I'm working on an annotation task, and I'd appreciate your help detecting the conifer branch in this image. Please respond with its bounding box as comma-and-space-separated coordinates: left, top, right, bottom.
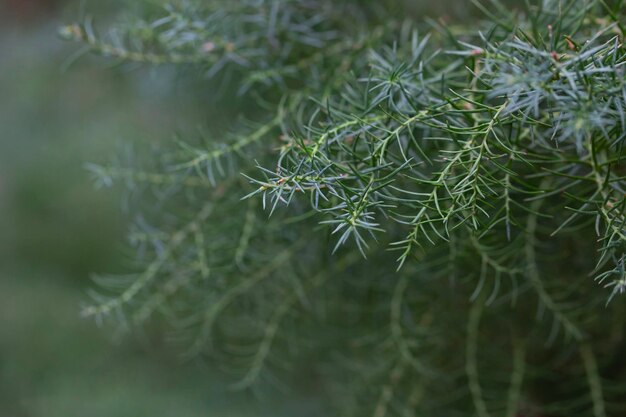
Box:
580, 342, 607, 417
69, 1, 626, 414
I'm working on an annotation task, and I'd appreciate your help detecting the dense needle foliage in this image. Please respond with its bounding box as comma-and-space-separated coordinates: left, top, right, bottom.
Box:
62, 1, 626, 415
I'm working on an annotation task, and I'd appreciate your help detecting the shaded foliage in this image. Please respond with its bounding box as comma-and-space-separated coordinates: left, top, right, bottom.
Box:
65, 1, 626, 415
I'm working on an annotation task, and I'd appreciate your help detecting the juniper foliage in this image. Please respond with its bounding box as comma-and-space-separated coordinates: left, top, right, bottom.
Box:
63, 0, 626, 415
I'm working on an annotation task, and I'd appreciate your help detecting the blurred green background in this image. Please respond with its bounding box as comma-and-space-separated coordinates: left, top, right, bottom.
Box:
0, 1, 481, 415
0, 1, 270, 415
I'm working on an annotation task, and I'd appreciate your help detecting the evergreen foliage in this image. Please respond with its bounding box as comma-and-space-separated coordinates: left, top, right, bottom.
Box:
62, 1, 626, 415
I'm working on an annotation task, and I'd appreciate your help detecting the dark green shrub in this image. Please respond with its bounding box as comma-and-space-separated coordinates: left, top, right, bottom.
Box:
63, 1, 626, 415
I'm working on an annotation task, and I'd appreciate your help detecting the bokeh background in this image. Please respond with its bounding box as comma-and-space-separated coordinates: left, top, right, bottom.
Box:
0, 0, 484, 415
0, 1, 264, 416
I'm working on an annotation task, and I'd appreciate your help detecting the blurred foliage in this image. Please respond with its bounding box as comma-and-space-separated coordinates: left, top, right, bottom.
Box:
0, 1, 291, 416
